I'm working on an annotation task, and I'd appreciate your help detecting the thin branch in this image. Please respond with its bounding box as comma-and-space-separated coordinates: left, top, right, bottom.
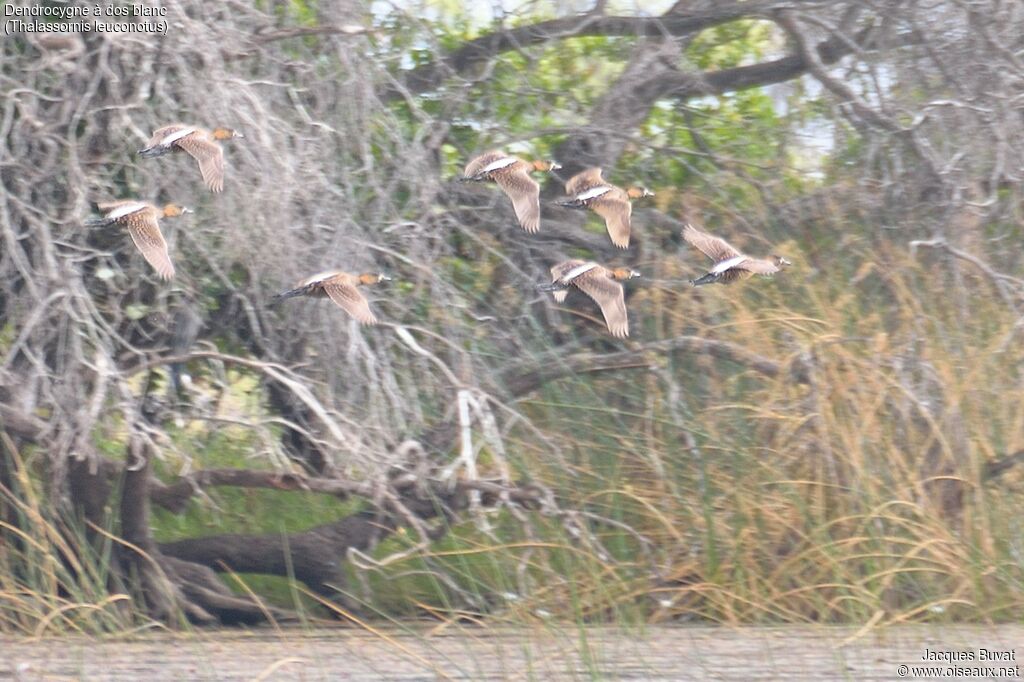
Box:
498, 334, 808, 398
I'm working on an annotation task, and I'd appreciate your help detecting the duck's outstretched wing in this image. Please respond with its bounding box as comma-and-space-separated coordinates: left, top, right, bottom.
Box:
683, 224, 742, 263
122, 209, 175, 280
565, 167, 604, 196
463, 151, 510, 179
573, 270, 629, 338
548, 259, 590, 302
176, 133, 226, 192
494, 167, 541, 232
323, 281, 378, 325
737, 258, 783, 275
590, 189, 633, 249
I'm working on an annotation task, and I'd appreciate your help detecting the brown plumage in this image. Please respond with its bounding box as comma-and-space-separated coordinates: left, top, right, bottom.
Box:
559, 167, 653, 249
85, 201, 190, 280
546, 260, 639, 338
682, 224, 791, 286
139, 124, 244, 193
461, 150, 561, 232
272, 270, 391, 325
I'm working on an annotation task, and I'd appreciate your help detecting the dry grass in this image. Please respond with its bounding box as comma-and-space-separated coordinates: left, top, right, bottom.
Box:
0, 445, 138, 635
7, 232, 1018, 634
349, 233, 1024, 627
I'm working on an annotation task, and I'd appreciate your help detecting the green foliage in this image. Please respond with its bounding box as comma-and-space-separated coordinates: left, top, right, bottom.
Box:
151, 429, 357, 542
687, 20, 776, 69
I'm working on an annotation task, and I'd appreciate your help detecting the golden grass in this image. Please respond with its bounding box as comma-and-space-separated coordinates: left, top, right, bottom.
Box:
2, 237, 1021, 633
377, 238, 1024, 626
0, 443, 140, 636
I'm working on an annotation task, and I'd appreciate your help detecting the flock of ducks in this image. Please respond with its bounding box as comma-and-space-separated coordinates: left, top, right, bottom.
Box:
86, 134, 791, 337
460, 150, 791, 337
87, 124, 391, 320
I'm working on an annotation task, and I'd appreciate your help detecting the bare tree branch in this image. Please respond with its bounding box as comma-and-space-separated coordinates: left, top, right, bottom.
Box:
498, 334, 808, 398
397, 1, 793, 96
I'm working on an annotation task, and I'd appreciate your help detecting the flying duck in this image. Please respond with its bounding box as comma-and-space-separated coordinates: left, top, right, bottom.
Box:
461, 151, 561, 232
84, 201, 190, 280
683, 224, 791, 286
138, 125, 244, 193
542, 260, 639, 338
557, 167, 653, 249
271, 271, 391, 325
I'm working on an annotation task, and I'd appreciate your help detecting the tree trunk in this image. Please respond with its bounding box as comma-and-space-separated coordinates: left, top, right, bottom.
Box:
160, 511, 393, 597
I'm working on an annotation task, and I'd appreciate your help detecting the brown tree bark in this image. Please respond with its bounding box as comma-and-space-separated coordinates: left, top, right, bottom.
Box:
160, 511, 394, 598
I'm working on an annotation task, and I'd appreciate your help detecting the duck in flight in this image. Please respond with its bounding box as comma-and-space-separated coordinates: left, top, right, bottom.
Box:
271, 270, 391, 325
557, 167, 653, 249
683, 224, 791, 286
541, 259, 640, 338
461, 151, 561, 233
84, 200, 190, 280
139, 124, 244, 193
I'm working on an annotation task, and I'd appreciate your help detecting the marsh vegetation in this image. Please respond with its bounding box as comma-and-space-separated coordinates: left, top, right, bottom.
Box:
2, 0, 1023, 636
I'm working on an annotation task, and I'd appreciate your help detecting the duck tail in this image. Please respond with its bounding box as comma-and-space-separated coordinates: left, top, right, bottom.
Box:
536, 282, 569, 293
690, 272, 717, 287
84, 216, 113, 228
459, 174, 485, 183
137, 146, 170, 158
270, 288, 304, 306
555, 199, 587, 210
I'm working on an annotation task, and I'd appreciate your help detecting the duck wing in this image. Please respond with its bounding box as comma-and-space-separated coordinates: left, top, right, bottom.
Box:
549, 259, 590, 303
176, 133, 226, 192
463, 151, 510, 178
121, 207, 175, 280
565, 167, 605, 196
683, 224, 743, 263
97, 200, 149, 219
736, 257, 782, 275
573, 268, 629, 338
323, 281, 378, 325
146, 124, 195, 148
589, 188, 633, 249
716, 269, 752, 285
493, 167, 541, 232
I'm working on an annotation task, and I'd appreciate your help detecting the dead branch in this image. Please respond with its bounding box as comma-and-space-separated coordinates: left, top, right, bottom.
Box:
498, 334, 808, 398
397, 1, 790, 96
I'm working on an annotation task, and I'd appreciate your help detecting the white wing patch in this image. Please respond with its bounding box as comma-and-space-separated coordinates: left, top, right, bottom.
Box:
573, 185, 613, 201
104, 202, 148, 220
161, 127, 198, 146
711, 255, 748, 274
301, 270, 341, 286
560, 261, 600, 283
480, 156, 518, 173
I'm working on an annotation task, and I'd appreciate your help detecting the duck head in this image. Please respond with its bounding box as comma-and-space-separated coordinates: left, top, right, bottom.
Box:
533, 160, 562, 173
772, 255, 793, 268
359, 272, 392, 285
212, 127, 244, 141
161, 204, 192, 218
610, 268, 641, 281
627, 187, 655, 199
